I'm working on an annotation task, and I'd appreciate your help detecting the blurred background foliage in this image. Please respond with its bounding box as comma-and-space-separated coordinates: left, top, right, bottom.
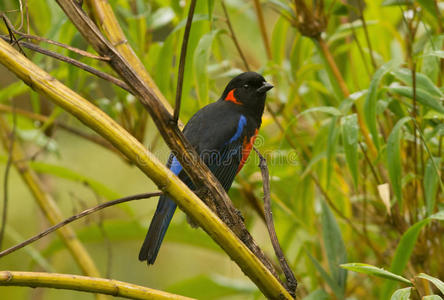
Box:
0, 0, 443, 299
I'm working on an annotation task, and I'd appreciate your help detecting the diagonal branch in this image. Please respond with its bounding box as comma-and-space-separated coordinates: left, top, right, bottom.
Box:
0, 37, 292, 299
0, 271, 194, 300
0, 115, 101, 278
0, 192, 161, 258
54, 0, 284, 289
173, 0, 196, 124
254, 148, 297, 296
0, 36, 130, 92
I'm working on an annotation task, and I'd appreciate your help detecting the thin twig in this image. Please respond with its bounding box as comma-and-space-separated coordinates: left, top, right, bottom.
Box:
0, 105, 16, 250
0, 36, 131, 93
252, 0, 272, 59
357, 0, 377, 69
173, 0, 197, 124
14, 31, 109, 60
221, 1, 250, 71
253, 148, 297, 297
0, 192, 161, 258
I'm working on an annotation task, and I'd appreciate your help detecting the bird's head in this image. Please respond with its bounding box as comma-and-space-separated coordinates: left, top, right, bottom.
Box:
220, 72, 273, 117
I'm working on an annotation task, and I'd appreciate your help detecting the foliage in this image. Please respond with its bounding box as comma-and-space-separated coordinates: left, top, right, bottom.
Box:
0, 0, 443, 299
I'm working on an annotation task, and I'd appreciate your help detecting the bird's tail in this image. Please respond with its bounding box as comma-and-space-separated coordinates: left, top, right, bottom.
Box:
138, 195, 177, 264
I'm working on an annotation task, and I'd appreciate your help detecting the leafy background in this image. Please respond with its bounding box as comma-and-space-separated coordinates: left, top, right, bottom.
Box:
0, 0, 443, 299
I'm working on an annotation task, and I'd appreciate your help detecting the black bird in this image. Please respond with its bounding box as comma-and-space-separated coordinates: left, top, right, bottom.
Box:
138, 72, 273, 264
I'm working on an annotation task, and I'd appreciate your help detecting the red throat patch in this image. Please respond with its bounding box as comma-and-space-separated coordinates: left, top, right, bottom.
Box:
225, 89, 242, 105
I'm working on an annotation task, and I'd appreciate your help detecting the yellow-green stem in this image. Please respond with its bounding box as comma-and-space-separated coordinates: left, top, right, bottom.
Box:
0, 271, 194, 300
0, 38, 292, 300
0, 117, 102, 280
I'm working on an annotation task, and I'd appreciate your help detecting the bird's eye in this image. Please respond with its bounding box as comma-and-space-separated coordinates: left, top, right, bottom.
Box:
243, 84, 249, 89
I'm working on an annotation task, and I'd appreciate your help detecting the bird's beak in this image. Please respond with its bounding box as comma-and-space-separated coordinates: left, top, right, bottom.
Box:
257, 82, 274, 93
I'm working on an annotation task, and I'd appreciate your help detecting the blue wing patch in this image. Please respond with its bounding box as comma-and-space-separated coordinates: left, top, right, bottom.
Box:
170, 156, 182, 175
228, 115, 247, 143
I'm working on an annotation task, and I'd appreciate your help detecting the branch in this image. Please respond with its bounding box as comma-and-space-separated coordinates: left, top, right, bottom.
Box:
0, 36, 131, 93
0, 115, 101, 278
0, 105, 15, 249
0, 37, 292, 299
173, 0, 196, 124
0, 271, 194, 300
55, 0, 285, 293
254, 148, 297, 296
84, 0, 176, 120
221, 1, 250, 71
0, 192, 161, 258
252, 0, 272, 60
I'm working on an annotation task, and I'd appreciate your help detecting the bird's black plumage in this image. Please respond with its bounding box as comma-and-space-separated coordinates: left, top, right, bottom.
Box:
138, 72, 273, 264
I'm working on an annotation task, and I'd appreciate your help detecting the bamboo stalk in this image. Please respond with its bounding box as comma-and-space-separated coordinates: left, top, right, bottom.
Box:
0, 271, 194, 300
55, 0, 283, 290
0, 38, 292, 299
0, 117, 102, 279
84, 0, 176, 121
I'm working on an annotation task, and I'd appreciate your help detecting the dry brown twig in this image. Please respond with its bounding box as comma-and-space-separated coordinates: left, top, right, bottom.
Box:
253, 147, 298, 296
54, 0, 282, 284
0, 192, 161, 258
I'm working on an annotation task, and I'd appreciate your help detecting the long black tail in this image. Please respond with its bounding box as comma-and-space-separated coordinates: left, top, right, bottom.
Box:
138, 195, 177, 264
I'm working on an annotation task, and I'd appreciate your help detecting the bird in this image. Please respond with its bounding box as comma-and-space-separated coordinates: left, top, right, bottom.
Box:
138, 71, 273, 265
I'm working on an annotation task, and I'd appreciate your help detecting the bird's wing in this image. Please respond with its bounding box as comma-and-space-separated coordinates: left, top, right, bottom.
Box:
180, 102, 248, 190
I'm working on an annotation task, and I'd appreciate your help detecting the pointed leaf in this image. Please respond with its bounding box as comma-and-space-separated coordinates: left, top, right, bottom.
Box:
341, 114, 359, 188
391, 287, 412, 300
364, 60, 400, 150
193, 30, 222, 104
417, 273, 444, 294
392, 68, 443, 97
298, 106, 343, 117
321, 201, 348, 294
424, 157, 441, 216
340, 263, 411, 284
386, 117, 411, 206
389, 86, 444, 114
422, 296, 443, 300
306, 251, 344, 299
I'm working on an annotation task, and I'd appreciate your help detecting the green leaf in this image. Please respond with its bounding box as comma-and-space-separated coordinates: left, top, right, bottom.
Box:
424, 157, 441, 216
424, 50, 444, 59
166, 274, 256, 299
382, 212, 444, 298
382, 219, 430, 298
321, 201, 347, 295
389, 86, 444, 114
193, 29, 222, 104
386, 117, 411, 207
303, 288, 329, 300
417, 273, 444, 294
271, 16, 290, 64
364, 60, 401, 150
306, 251, 344, 299
0, 81, 28, 103
416, 0, 438, 18
298, 106, 343, 117
29, 160, 121, 200
422, 296, 443, 300
326, 116, 339, 187
390, 287, 412, 300
382, 0, 412, 6
392, 68, 443, 97
341, 114, 359, 188
340, 263, 411, 284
